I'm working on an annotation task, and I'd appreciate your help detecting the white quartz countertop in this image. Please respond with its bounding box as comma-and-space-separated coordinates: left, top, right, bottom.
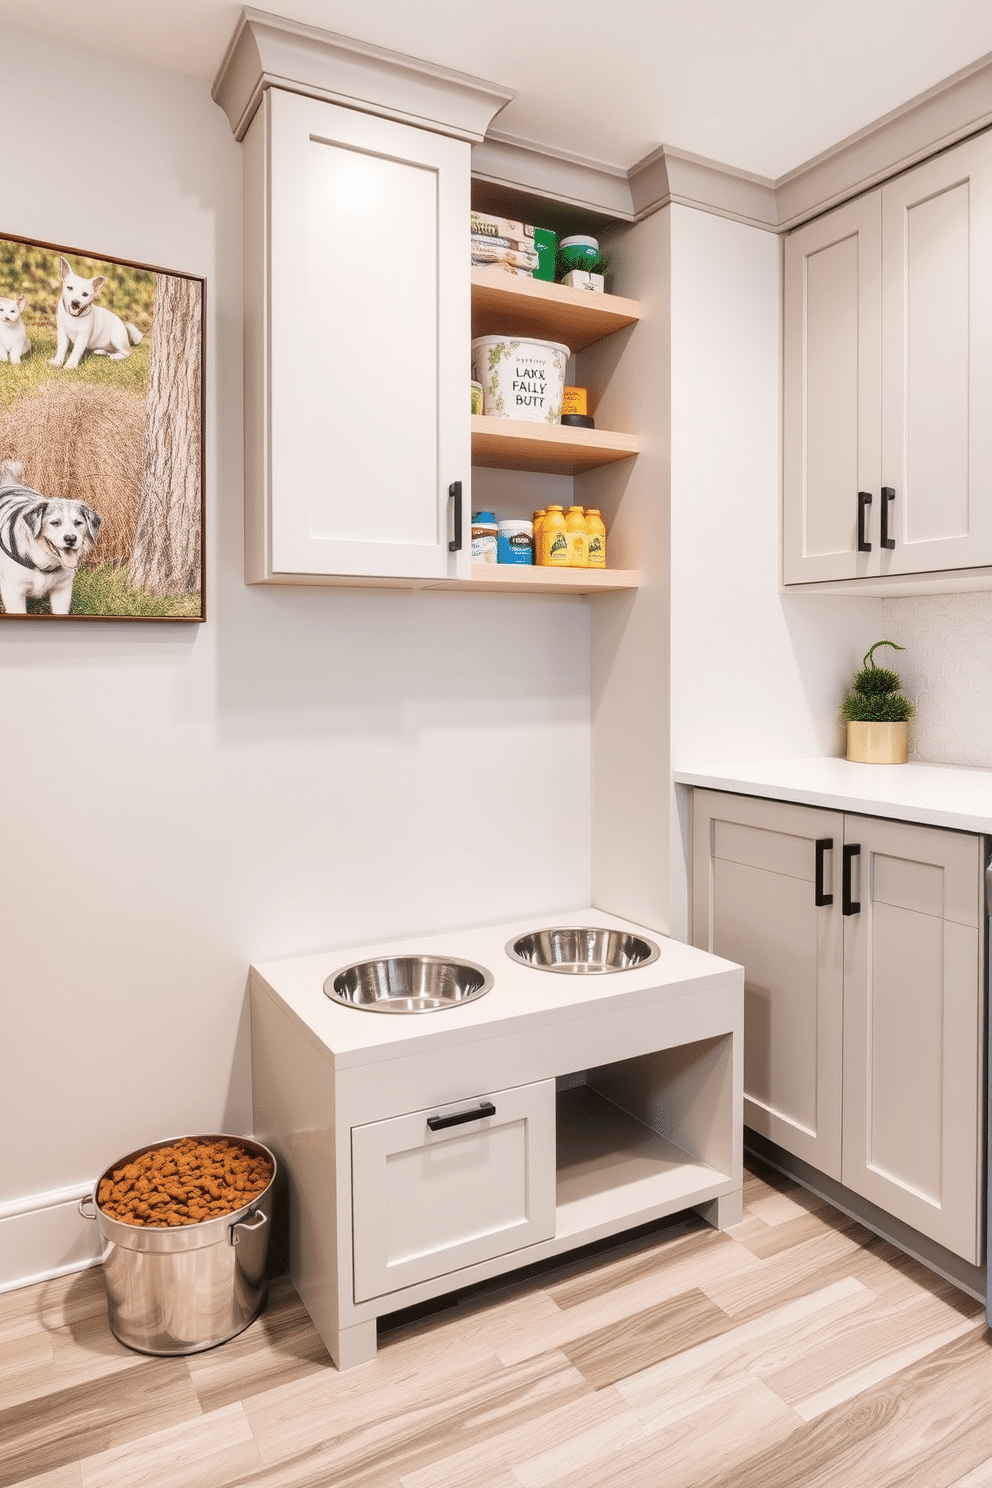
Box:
674, 757, 992, 834
250, 908, 742, 1070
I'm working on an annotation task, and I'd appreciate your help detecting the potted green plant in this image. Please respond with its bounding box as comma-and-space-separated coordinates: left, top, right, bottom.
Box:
556, 248, 611, 293
841, 640, 915, 763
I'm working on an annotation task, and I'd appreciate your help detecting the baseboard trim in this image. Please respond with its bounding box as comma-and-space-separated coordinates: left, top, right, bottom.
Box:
746, 1130, 987, 1304
0, 1181, 102, 1294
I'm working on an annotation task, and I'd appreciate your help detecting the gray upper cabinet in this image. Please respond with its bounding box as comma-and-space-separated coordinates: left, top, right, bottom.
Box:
783, 130, 992, 587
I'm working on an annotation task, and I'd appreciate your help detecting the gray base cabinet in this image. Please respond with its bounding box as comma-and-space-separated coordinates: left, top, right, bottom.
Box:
691, 789, 984, 1264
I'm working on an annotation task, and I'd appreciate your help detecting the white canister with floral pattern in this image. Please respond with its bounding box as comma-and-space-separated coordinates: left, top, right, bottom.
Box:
470, 337, 571, 424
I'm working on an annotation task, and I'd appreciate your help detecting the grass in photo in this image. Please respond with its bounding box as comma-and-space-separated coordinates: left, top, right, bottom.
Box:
0, 237, 203, 621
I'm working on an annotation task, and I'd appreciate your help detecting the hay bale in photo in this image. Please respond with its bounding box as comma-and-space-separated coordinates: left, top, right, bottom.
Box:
0, 383, 145, 567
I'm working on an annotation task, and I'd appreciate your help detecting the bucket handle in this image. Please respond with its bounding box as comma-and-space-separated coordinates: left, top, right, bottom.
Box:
230, 1208, 266, 1247
78, 1194, 98, 1221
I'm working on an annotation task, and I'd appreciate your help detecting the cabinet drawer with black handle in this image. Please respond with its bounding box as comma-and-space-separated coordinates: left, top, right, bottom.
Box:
351, 1079, 556, 1302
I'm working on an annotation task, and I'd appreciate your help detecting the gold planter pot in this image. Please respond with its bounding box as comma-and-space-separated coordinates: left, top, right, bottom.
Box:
846, 720, 909, 764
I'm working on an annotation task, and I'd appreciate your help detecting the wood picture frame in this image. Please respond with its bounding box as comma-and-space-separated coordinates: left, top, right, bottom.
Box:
0, 233, 205, 621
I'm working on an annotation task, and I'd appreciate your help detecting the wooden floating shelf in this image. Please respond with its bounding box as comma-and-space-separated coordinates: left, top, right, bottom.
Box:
471, 416, 640, 475
455, 565, 639, 594
263, 568, 638, 594
470, 268, 640, 351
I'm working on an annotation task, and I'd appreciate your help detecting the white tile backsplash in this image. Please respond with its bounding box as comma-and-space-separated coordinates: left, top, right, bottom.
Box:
882, 593, 992, 766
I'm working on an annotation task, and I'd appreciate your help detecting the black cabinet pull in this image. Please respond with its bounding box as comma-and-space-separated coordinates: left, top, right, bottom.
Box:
880, 486, 895, 549
815, 838, 833, 906
427, 1100, 496, 1131
857, 491, 872, 551
448, 480, 462, 552
842, 843, 861, 915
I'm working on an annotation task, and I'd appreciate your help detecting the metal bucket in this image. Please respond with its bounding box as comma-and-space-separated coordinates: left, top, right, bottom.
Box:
79, 1133, 276, 1356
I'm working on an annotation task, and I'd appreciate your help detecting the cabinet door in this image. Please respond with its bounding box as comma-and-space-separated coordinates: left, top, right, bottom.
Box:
692, 791, 844, 1178
245, 88, 470, 582
879, 134, 992, 576
841, 816, 983, 1262
351, 1080, 556, 1303
783, 194, 882, 584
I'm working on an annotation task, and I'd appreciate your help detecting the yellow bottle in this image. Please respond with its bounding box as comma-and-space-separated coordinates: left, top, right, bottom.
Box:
565, 506, 588, 567
585, 509, 606, 568
532, 509, 546, 566
542, 505, 568, 567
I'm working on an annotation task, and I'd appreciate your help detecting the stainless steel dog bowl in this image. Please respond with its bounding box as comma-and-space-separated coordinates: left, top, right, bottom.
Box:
324, 955, 494, 1013
505, 926, 661, 975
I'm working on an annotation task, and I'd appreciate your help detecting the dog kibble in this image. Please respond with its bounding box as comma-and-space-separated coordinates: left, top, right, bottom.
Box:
96, 1137, 272, 1228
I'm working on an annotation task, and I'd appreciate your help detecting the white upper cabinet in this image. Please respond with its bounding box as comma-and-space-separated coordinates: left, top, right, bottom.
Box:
784, 130, 992, 586
243, 88, 471, 582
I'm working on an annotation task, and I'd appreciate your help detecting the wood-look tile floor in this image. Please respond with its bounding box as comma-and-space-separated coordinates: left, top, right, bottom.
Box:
3, 1159, 992, 1488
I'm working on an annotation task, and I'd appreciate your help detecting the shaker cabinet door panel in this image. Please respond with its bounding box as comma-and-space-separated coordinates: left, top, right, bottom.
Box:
879, 135, 992, 576
691, 789, 984, 1265
245, 88, 470, 582
783, 129, 992, 587
693, 792, 844, 1178
783, 195, 882, 584
841, 816, 983, 1262
351, 1079, 556, 1303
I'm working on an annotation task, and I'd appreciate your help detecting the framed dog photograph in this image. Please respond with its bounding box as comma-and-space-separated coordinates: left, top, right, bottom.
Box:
0, 233, 204, 620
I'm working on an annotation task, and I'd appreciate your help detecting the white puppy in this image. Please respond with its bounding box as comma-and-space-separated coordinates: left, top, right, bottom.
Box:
0, 295, 30, 364
49, 257, 142, 369
0, 461, 101, 614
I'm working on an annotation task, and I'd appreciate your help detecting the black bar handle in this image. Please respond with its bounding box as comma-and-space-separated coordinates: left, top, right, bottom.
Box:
815, 838, 834, 906
880, 486, 895, 549
448, 480, 463, 552
842, 843, 861, 915
857, 491, 872, 551
427, 1100, 496, 1132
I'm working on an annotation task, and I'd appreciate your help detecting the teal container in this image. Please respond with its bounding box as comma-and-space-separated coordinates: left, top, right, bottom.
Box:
497, 520, 533, 565
559, 235, 599, 269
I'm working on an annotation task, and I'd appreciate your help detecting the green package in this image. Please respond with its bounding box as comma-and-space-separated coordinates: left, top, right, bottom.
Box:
533, 228, 557, 282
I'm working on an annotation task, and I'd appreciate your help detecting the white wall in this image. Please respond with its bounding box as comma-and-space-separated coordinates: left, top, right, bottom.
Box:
589, 206, 672, 935
666, 205, 881, 938
0, 29, 592, 1286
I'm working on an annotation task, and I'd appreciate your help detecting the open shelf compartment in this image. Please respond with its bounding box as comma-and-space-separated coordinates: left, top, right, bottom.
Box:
554, 1036, 736, 1241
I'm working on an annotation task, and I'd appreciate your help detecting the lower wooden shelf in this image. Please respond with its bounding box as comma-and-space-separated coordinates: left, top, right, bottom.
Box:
439, 565, 639, 594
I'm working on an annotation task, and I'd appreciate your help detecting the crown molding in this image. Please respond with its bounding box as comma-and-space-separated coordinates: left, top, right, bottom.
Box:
475, 48, 992, 235
213, 15, 992, 235
471, 133, 779, 231
212, 7, 514, 142
629, 145, 778, 231
471, 131, 636, 220
775, 48, 992, 229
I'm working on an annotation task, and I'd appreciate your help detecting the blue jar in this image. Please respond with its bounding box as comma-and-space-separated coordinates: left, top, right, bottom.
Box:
497, 520, 534, 564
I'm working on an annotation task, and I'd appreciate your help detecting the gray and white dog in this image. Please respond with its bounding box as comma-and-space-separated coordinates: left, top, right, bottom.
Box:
0, 461, 101, 614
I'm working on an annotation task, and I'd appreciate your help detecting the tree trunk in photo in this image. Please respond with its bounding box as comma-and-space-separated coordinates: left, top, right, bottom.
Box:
128, 274, 202, 596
